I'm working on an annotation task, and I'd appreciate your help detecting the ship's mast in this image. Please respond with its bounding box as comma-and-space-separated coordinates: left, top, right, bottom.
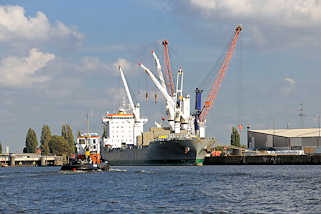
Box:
87, 113, 90, 136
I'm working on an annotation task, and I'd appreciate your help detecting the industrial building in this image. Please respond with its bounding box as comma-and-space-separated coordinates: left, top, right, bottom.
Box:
248, 128, 321, 152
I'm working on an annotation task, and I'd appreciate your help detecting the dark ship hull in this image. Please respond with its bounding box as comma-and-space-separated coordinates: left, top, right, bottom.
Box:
102, 137, 215, 166
61, 160, 110, 171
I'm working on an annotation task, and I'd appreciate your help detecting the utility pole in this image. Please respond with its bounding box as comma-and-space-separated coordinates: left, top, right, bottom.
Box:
318, 114, 320, 147
298, 104, 304, 128
272, 120, 275, 148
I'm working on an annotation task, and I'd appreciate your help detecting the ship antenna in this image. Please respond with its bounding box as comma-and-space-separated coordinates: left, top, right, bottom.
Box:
87, 113, 90, 137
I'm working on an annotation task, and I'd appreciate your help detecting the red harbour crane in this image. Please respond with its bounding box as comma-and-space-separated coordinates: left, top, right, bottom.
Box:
162, 40, 175, 97
198, 25, 242, 123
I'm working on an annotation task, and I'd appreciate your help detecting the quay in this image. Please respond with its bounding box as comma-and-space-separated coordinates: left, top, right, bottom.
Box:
204, 154, 321, 165
0, 153, 63, 167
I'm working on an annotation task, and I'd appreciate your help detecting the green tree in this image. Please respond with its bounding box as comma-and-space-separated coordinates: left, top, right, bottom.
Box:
48, 135, 73, 156
40, 125, 51, 155
0, 143, 2, 154
77, 130, 81, 138
230, 127, 240, 147
62, 124, 75, 153
24, 128, 38, 153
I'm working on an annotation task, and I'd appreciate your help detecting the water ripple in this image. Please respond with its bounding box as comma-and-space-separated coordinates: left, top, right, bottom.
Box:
0, 165, 320, 213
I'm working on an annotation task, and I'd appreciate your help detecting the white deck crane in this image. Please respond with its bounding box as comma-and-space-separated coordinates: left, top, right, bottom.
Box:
119, 66, 136, 116
138, 63, 176, 132
152, 50, 182, 133
152, 50, 167, 90
140, 50, 192, 134
118, 65, 147, 141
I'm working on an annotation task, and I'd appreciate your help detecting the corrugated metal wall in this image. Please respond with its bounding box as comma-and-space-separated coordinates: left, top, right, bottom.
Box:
273, 136, 289, 148
249, 130, 321, 150
248, 131, 268, 148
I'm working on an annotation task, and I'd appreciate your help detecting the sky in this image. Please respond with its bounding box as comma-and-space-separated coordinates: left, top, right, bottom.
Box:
1, 0, 321, 152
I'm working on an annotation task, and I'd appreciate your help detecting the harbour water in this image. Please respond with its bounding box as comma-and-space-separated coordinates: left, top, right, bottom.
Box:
0, 165, 320, 213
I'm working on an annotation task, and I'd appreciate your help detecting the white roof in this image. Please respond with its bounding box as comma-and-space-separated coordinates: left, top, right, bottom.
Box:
250, 128, 321, 138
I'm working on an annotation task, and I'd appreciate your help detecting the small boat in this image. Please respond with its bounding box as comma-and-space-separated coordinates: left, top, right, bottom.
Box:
61, 159, 110, 172
61, 132, 110, 172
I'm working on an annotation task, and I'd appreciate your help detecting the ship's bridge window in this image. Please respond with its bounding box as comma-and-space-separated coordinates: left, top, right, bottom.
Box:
79, 139, 85, 144
93, 139, 96, 144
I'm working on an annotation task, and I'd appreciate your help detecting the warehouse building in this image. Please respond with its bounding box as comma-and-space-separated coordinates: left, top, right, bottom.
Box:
248, 128, 321, 152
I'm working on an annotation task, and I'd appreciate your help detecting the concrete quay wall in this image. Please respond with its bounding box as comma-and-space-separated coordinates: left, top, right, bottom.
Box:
0, 153, 63, 167
204, 154, 321, 165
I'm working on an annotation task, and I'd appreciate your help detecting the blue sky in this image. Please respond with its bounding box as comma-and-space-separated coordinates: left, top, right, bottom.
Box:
1, 0, 321, 152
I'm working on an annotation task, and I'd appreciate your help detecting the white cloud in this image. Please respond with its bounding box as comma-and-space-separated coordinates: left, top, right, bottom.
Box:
113, 58, 132, 72
0, 5, 83, 43
166, 0, 321, 48
75, 57, 138, 76
285, 77, 296, 86
80, 57, 109, 72
0, 48, 55, 87
189, 0, 321, 28
281, 77, 296, 95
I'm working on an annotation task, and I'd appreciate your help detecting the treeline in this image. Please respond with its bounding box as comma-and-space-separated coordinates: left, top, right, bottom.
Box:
23, 124, 76, 156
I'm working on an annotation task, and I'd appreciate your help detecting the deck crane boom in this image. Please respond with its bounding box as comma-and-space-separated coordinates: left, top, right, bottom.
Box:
197, 25, 242, 136
138, 63, 175, 108
116, 65, 148, 145
162, 40, 175, 97
152, 50, 167, 90
119, 66, 135, 112
139, 63, 176, 130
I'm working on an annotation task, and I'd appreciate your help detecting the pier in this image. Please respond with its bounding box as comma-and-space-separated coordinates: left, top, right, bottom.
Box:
204, 154, 321, 165
0, 153, 63, 167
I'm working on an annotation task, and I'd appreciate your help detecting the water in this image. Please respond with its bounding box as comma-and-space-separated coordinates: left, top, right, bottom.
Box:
0, 165, 320, 213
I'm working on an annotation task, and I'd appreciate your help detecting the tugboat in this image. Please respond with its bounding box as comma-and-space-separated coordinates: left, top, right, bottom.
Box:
61, 132, 109, 172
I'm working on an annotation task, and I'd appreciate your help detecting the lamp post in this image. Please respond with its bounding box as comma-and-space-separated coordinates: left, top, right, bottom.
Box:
318, 114, 320, 147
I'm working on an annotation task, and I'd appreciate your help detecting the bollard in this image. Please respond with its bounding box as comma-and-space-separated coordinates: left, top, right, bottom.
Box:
40, 156, 47, 166
9, 154, 15, 167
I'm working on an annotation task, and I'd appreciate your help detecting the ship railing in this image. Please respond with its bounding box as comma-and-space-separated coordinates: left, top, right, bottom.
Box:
156, 133, 193, 141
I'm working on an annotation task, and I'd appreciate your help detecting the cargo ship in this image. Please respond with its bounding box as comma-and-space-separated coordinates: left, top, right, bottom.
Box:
102, 133, 215, 166
101, 105, 215, 166
102, 27, 241, 166
101, 55, 215, 166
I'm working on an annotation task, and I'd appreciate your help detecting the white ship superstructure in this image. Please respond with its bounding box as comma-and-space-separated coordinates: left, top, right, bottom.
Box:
102, 66, 147, 149
76, 132, 101, 164
103, 110, 141, 148
76, 133, 100, 155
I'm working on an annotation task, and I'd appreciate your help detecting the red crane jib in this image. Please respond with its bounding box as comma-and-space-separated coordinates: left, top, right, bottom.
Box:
199, 25, 242, 122
162, 40, 175, 97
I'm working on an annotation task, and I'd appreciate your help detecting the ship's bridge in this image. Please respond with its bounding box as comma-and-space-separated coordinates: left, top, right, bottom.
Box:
76, 133, 101, 156
102, 110, 137, 148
